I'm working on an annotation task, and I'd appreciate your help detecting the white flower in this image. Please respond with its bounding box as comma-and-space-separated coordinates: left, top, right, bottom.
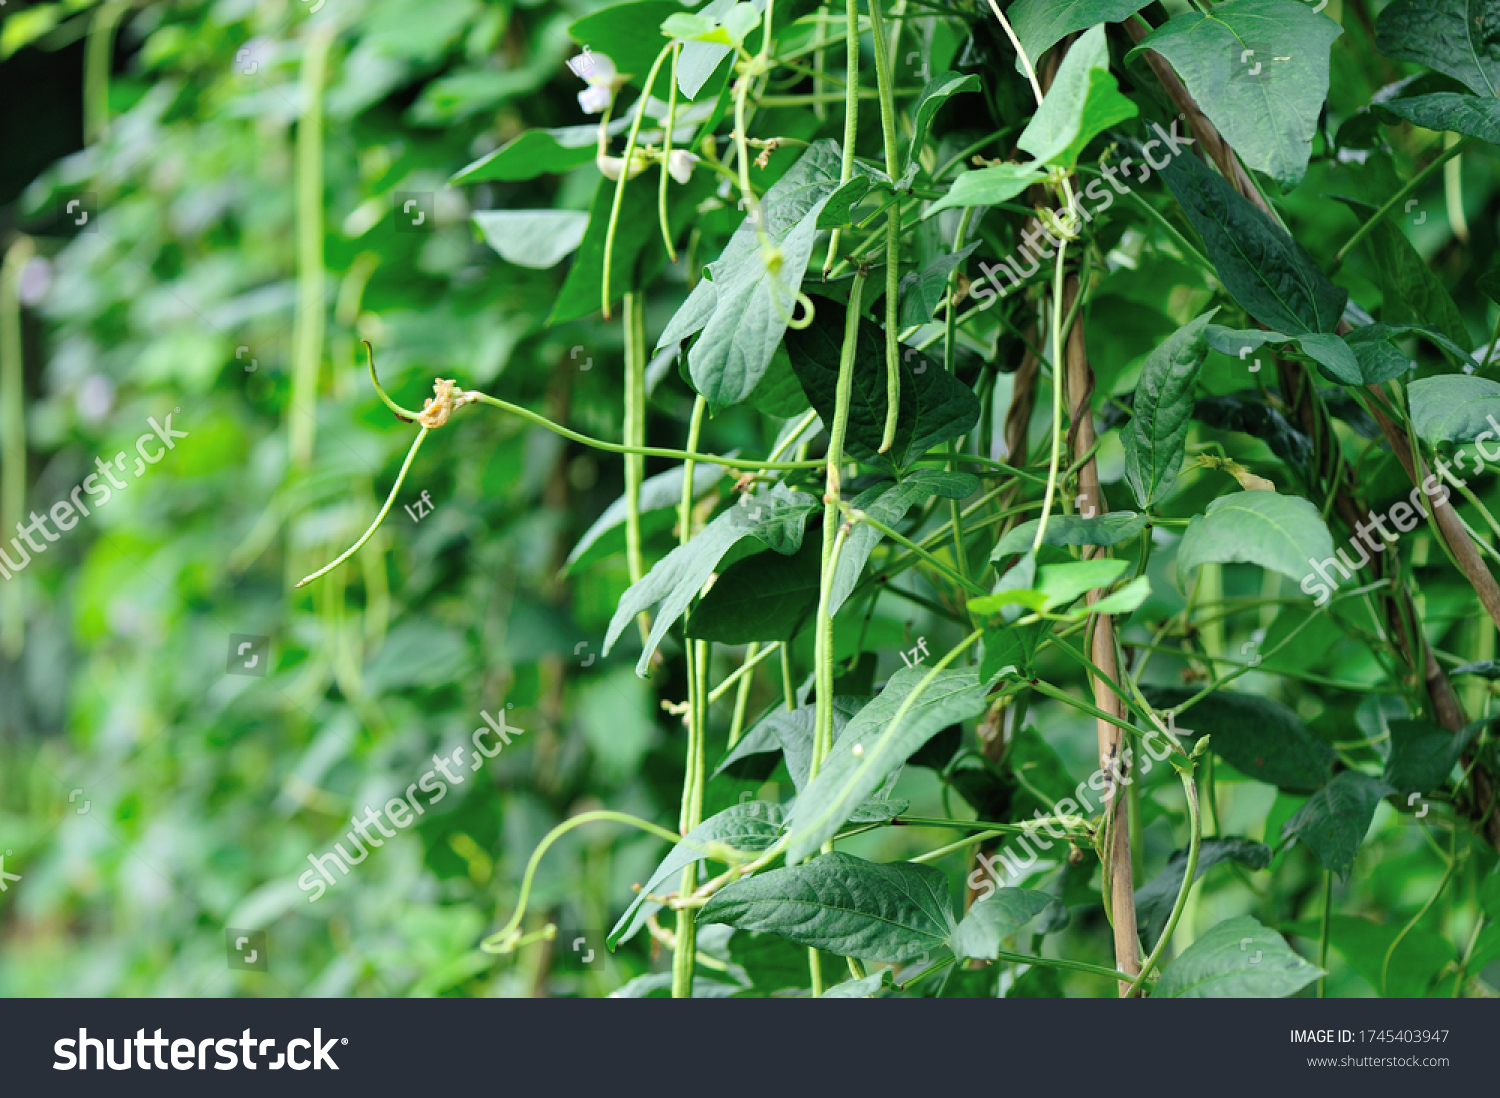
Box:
583, 51, 617, 86
596, 150, 651, 181
578, 83, 613, 114
666, 150, 699, 185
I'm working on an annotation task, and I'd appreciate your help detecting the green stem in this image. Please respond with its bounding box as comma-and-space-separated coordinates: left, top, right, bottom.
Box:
865, 0, 902, 455
466, 392, 823, 470
849, 508, 986, 595
295, 427, 430, 588
727, 641, 761, 748
0, 236, 34, 658
289, 27, 333, 470
1127, 764, 1201, 997
83, 0, 130, 145
1317, 869, 1332, 998
658, 43, 682, 263
822, 0, 861, 275
482, 810, 683, 954
1333, 138, 1474, 270
603, 43, 675, 318
813, 271, 868, 782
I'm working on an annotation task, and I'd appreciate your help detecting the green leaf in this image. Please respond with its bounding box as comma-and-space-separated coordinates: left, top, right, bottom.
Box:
1142, 686, 1335, 793
471, 210, 590, 270
1280, 771, 1392, 881
1177, 491, 1336, 587
1135, 838, 1272, 946
831, 470, 978, 614
699, 852, 958, 963
922, 164, 1045, 220
1160, 150, 1347, 335
686, 537, 822, 644
950, 888, 1058, 960
1019, 26, 1138, 170
1121, 313, 1215, 508
819, 969, 895, 997
1037, 558, 1130, 611
993, 512, 1148, 559
1408, 375, 1500, 443
551, 169, 713, 326
452, 126, 600, 183
660, 140, 845, 407
908, 71, 982, 170
1362, 221, 1470, 352
1153, 915, 1322, 998
661, 13, 728, 43
1376, 0, 1500, 98
1294, 332, 1366, 386
816, 175, 874, 230
1009, 0, 1154, 68
565, 462, 725, 571
1084, 575, 1151, 617
1130, 0, 1342, 187
898, 244, 979, 327
1193, 396, 1313, 470
1382, 718, 1478, 796
719, 3, 761, 46
784, 299, 981, 472
1382, 92, 1500, 144
603, 483, 818, 674
570, 1, 689, 85
980, 621, 1046, 682
786, 666, 989, 863
713, 698, 866, 788
608, 801, 786, 948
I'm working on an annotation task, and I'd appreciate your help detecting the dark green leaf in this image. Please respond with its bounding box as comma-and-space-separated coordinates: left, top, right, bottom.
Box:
1375, 0, 1500, 98
1121, 312, 1215, 508
569, 1, 688, 88
1383, 718, 1478, 795
687, 537, 822, 643
908, 71, 981, 170
784, 299, 981, 472
1161, 151, 1347, 335
1362, 221, 1470, 352
1192, 396, 1313, 470
1382, 92, 1500, 144
1009, 0, 1154, 67
603, 483, 818, 674
898, 244, 979, 327
699, 851, 958, 963
1135, 838, 1272, 946
1142, 686, 1335, 793
1280, 771, 1392, 880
